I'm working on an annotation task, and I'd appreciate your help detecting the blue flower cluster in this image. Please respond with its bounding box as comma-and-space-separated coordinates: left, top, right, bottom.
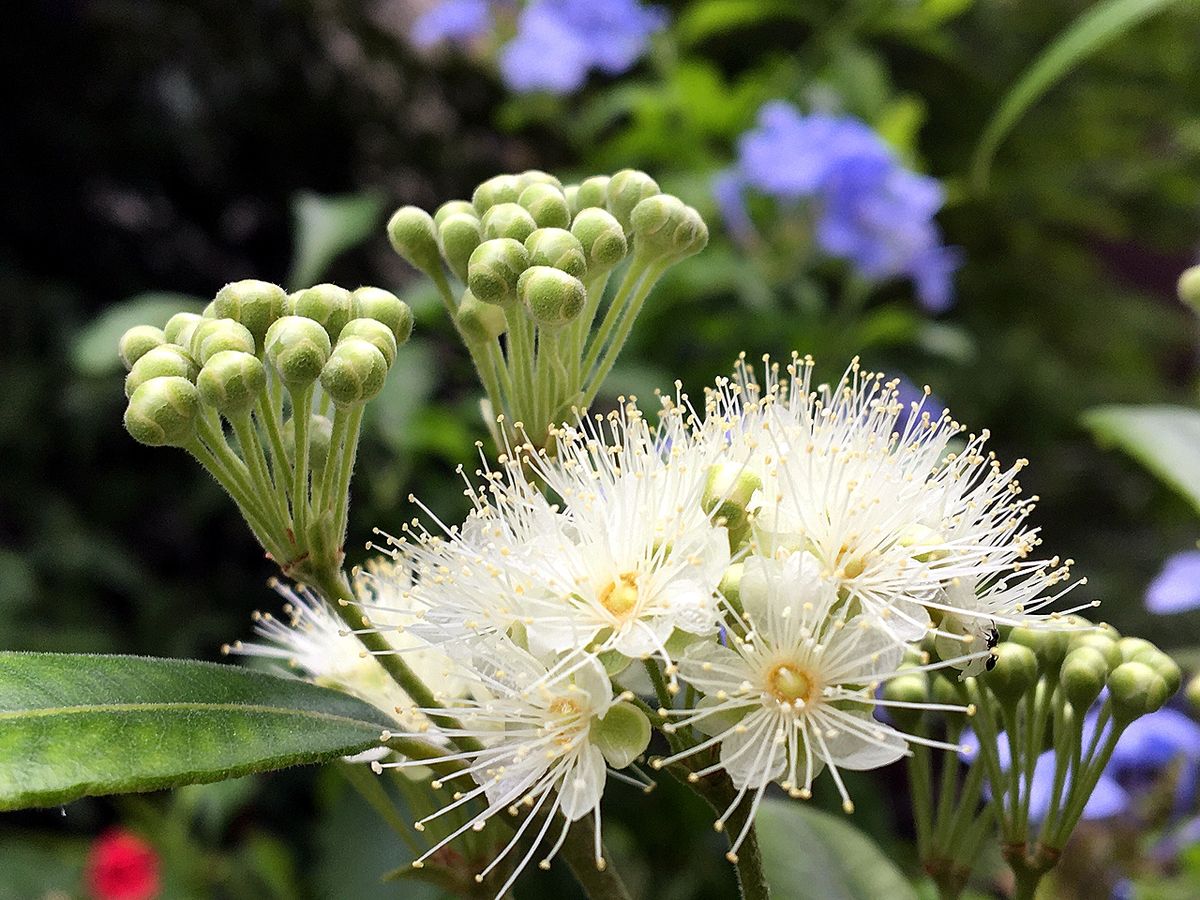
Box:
413, 0, 664, 95
717, 101, 961, 312
1146, 550, 1200, 614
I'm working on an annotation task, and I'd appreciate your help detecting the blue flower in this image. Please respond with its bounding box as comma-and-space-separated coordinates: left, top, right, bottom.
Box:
499, 0, 665, 94
413, 0, 494, 48
1146, 550, 1200, 614
719, 101, 960, 312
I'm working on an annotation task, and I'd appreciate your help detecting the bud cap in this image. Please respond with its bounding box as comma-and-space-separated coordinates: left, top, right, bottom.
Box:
124, 376, 201, 447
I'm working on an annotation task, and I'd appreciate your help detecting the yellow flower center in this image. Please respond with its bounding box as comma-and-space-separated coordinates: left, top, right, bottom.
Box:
835, 544, 866, 579
599, 572, 640, 619
767, 663, 815, 705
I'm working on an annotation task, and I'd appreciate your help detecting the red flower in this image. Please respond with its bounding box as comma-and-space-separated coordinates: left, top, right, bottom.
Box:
85, 829, 160, 900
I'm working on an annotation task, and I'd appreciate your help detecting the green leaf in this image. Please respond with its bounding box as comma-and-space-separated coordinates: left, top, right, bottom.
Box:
1083, 404, 1200, 515
757, 798, 917, 900
289, 191, 385, 288
676, 0, 819, 47
72, 293, 206, 376
971, 0, 1185, 190
0, 653, 394, 811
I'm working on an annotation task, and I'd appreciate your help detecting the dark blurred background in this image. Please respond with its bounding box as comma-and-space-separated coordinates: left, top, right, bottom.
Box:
3, 1, 1200, 897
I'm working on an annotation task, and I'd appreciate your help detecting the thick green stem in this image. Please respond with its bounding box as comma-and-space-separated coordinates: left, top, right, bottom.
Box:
289, 384, 313, 544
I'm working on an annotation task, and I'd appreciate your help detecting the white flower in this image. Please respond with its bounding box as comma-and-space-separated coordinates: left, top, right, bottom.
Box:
374, 640, 617, 898
699, 354, 1086, 656
653, 552, 973, 861
387, 402, 732, 679
223, 558, 461, 729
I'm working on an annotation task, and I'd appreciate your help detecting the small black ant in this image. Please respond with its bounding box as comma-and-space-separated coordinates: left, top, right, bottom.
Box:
984, 623, 999, 671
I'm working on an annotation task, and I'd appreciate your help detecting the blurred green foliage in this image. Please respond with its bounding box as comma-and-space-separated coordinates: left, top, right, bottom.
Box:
3, 0, 1200, 897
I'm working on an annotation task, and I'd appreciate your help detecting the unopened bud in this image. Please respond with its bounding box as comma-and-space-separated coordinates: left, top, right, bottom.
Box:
457, 289, 508, 343
516, 169, 562, 193
1060, 647, 1109, 711
472, 174, 522, 214
163, 312, 203, 348
438, 213, 483, 281
574, 175, 611, 215
1009, 624, 1070, 674
124, 376, 201, 447
897, 523, 947, 562
1108, 661, 1170, 722
983, 642, 1037, 703
190, 318, 256, 365
125, 345, 198, 398
571, 208, 627, 273
197, 350, 266, 416
718, 563, 744, 612
433, 200, 477, 228
518, 183, 570, 229
1178, 265, 1200, 310
468, 238, 529, 306
212, 280, 287, 346
593, 702, 651, 770
631, 195, 708, 262
291, 284, 353, 342
321, 338, 389, 406
387, 206, 442, 275
1117, 637, 1155, 664
524, 228, 587, 279
339, 318, 399, 367
283, 414, 334, 474
202, 301, 218, 318
931, 671, 962, 709
1186, 673, 1200, 713
481, 202, 537, 243
118, 325, 165, 371
607, 169, 660, 233
351, 287, 413, 346
1068, 630, 1123, 670
703, 462, 761, 548
881, 672, 928, 731
1128, 646, 1182, 696
518, 266, 585, 326
264, 316, 332, 388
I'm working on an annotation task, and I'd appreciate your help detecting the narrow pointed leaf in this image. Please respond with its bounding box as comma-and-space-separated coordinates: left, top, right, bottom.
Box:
1083, 404, 1200, 516
0, 653, 393, 811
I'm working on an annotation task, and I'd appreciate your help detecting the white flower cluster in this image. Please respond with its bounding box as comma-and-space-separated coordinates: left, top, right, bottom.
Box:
240, 354, 1091, 893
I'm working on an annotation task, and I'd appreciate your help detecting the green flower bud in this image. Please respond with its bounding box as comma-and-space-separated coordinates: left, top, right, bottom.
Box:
982, 642, 1038, 703
1178, 264, 1200, 310
592, 701, 651, 770
1129, 647, 1182, 696
515, 169, 562, 193
163, 312, 203, 348
320, 338, 389, 406
480, 202, 537, 243
351, 287, 413, 346
606, 169, 660, 233
1059, 646, 1109, 711
387, 206, 442, 275
291, 284, 353, 342
338, 318, 399, 367
518, 266, 585, 326
930, 671, 962, 709
438, 212, 483, 282
433, 200, 477, 228
202, 300, 219, 318
881, 672, 929, 731
630, 194, 708, 262
197, 350, 267, 417
524, 227, 587, 278
563, 184, 580, 216
212, 279, 287, 346
1009, 625, 1070, 674
457, 289, 508, 343
1186, 673, 1200, 713
125, 345, 199, 398
1068, 631, 1123, 670
703, 462, 762, 548
264, 316, 332, 388
283, 414, 334, 474
467, 238, 529, 306
571, 207, 627, 273
574, 175, 611, 215
518, 183, 570, 229
718, 562, 744, 612
190, 317, 256, 365
1117, 636, 1155, 664
472, 174, 522, 213
1108, 661, 1170, 723
124, 376, 201, 447
118, 325, 165, 371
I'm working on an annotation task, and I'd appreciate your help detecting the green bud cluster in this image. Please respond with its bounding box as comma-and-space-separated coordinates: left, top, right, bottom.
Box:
117, 279, 413, 581
385, 168, 707, 449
